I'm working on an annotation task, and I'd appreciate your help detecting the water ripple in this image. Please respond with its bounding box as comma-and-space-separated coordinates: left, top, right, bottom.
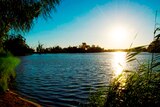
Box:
15, 53, 150, 106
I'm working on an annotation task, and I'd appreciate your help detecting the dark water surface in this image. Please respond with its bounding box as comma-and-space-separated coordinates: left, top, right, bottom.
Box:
15, 52, 151, 107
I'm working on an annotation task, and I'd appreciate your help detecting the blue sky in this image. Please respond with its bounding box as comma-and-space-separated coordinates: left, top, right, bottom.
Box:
25, 0, 160, 49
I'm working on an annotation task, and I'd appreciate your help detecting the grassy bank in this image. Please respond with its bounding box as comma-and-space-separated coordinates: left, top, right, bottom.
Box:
0, 53, 20, 92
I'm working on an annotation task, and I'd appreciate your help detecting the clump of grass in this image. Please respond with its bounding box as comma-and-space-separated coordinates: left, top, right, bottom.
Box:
105, 68, 160, 107
0, 54, 20, 92
89, 88, 107, 107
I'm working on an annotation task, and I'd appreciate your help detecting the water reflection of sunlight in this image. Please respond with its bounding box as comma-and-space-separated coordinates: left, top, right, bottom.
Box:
112, 52, 126, 77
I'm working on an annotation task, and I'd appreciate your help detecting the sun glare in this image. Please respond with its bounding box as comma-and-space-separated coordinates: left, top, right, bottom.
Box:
112, 52, 128, 87
111, 26, 127, 41
108, 25, 129, 48
112, 52, 126, 77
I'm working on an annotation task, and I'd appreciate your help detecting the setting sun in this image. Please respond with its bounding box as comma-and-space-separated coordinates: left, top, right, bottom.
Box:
110, 25, 128, 43
106, 24, 130, 49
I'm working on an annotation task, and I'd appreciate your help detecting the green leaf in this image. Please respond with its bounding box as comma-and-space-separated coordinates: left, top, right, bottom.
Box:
151, 62, 160, 69
126, 58, 136, 63
154, 28, 160, 34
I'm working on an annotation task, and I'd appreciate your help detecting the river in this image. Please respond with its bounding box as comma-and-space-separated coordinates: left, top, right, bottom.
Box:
15, 52, 151, 107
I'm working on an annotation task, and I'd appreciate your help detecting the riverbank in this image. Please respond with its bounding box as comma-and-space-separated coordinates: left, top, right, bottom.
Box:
0, 90, 41, 107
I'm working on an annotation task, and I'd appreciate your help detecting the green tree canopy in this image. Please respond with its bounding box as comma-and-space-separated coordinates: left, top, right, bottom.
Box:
0, 0, 60, 38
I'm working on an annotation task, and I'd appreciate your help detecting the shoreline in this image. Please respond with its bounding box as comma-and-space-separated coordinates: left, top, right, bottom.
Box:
0, 89, 41, 107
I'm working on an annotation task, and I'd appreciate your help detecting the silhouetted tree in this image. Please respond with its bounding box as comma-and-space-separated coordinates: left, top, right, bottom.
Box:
36, 42, 44, 53
52, 46, 63, 53
3, 34, 34, 56
148, 28, 160, 52
148, 40, 160, 52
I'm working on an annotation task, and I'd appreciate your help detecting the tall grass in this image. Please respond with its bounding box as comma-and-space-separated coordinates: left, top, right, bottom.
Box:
89, 88, 107, 107
89, 49, 160, 107
0, 52, 20, 92
105, 68, 160, 107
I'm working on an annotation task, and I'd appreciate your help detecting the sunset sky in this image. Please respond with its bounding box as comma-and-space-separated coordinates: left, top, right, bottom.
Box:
25, 0, 160, 49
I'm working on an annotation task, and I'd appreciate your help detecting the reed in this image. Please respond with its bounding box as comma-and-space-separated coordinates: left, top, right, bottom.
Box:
89, 45, 160, 107
105, 67, 160, 107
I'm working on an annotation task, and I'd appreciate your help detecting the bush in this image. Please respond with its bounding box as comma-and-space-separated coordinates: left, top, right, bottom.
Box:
0, 55, 20, 92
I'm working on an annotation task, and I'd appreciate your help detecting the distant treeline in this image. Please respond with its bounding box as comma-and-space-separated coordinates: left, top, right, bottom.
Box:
36, 42, 149, 54
36, 42, 105, 53
105, 47, 147, 52
3, 34, 159, 56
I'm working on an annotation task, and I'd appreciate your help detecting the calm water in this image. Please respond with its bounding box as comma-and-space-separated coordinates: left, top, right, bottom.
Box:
15, 52, 151, 107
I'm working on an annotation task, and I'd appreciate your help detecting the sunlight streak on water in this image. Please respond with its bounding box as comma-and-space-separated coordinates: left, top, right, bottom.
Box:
112, 52, 126, 77
112, 52, 131, 88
